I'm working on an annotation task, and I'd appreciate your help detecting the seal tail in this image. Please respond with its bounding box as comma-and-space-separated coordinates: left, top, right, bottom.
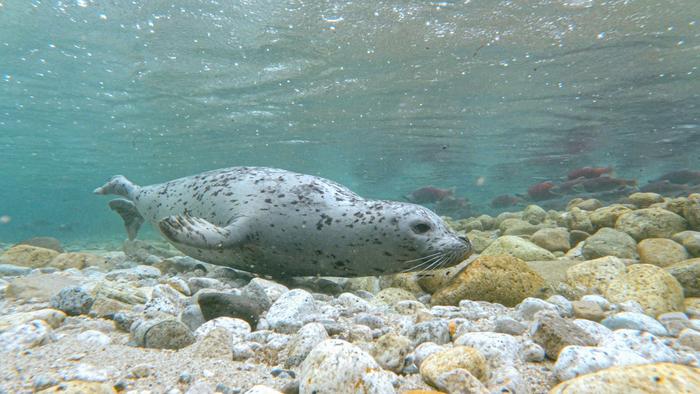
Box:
93, 175, 139, 199
108, 199, 144, 241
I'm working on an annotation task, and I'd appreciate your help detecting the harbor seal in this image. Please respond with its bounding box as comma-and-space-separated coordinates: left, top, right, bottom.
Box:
95, 167, 471, 277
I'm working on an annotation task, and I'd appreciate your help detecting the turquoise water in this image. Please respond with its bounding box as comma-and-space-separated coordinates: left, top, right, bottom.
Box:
1, 0, 699, 244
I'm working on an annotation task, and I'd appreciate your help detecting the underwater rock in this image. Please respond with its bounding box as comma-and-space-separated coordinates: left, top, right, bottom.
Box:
0, 263, 32, 277
465, 230, 498, 253
369, 332, 413, 373
16, 236, 63, 253
0, 245, 60, 268
530, 311, 597, 359
571, 301, 605, 322
683, 194, 700, 230
615, 208, 687, 241
600, 312, 668, 336
48, 252, 108, 271
197, 291, 265, 327
267, 289, 318, 334
130, 318, 195, 350
637, 238, 689, 267
0, 309, 66, 331
375, 287, 417, 306
582, 228, 638, 260
50, 286, 94, 316
664, 258, 700, 297
6, 273, 81, 302
419, 346, 487, 388
480, 235, 556, 261
531, 227, 571, 252
193, 316, 251, 345
285, 322, 329, 368
431, 255, 544, 307
565, 207, 594, 233
192, 327, 234, 359
672, 230, 700, 257
604, 264, 684, 316
416, 258, 473, 294
565, 256, 627, 294
553, 346, 649, 382
628, 192, 664, 208
588, 204, 633, 230
0, 320, 55, 351
299, 339, 396, 394
522, 204, 547, 224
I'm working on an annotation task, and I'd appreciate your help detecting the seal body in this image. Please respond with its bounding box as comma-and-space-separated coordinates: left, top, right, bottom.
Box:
95, 167, 471, 277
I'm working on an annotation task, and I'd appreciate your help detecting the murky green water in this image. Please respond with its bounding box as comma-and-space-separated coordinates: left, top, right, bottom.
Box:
1, 0, 699, 243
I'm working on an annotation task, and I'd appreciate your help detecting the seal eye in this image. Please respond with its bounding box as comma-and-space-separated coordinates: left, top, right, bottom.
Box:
411, 222, 432, 234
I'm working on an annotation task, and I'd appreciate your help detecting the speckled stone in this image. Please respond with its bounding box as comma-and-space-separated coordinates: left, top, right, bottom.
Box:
480, 235, 556, 261
637, 238, 689, 267
615, 208, 688, 241
431, 255, 544, 307
36, 381, 116, 393
285, 323, 329, 368
571, 300, 605, 321
375, 287, 417, 306
565, 256, 627, 294
419, 346, 487, 388
0, 245, 60, 268
531, 227, 571, 252
370, 333, 412, 373
50, 286, 95, 316
601, 312, 668, 336
589, 205, 632, 230
530, 311, 597, 359
554, 345, 649, 381
672, 231, 700, 257
549, 363, 700, 393
664, 258, 700, 297
299, 339, 395, 394
582, 228, 638, 260
604, 264, 684, 316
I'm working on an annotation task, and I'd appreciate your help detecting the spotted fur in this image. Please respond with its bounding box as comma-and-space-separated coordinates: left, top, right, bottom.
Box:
95, 167, 471, 277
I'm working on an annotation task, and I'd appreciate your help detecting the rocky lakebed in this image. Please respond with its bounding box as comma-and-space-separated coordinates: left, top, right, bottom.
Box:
2, 191, 700, 393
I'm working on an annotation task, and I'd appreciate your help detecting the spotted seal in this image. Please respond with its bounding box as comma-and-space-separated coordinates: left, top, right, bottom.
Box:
95, 167, 471, 277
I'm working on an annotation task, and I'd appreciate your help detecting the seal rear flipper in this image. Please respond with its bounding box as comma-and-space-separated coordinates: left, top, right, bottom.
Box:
108, 199, 144, 241
158, 214, 242, 249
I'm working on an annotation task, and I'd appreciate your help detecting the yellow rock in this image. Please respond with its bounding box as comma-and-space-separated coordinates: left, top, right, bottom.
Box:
480, 235, 556, 261
431, 255, 544, 307
419, 346, 487, 388
417, 258, 474, 294
0, 244, 59, 268
628, 192, 664, 208
0, 308, 66, 331
380, 272, 423, 294
49, 252, 109, 270
604, 264, 684, 317
637, 238, 689, 267
565, 256, 626, 293
549, 363, 700, 394
589, 204, 632, 230
375, 287, 416, 306
665, 258, 700, 297
615, 208, 687, 241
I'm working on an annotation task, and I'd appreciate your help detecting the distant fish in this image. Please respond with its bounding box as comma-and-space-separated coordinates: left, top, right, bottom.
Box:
553, 177, 587, 194
654, 170, 700, 185
490, 194, 521, 208
527, 181, 558, 201
567, 166, 613, 180
640, 180, 690, 194
405, 186, 455, 204
579, 176, 637, 193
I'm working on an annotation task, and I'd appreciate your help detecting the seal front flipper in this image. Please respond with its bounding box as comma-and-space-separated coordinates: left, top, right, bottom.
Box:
108, 199, 144, 241
158, 215, 244, 249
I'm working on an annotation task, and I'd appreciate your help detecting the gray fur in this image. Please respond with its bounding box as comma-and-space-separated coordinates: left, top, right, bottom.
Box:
95, 167, 471, 277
